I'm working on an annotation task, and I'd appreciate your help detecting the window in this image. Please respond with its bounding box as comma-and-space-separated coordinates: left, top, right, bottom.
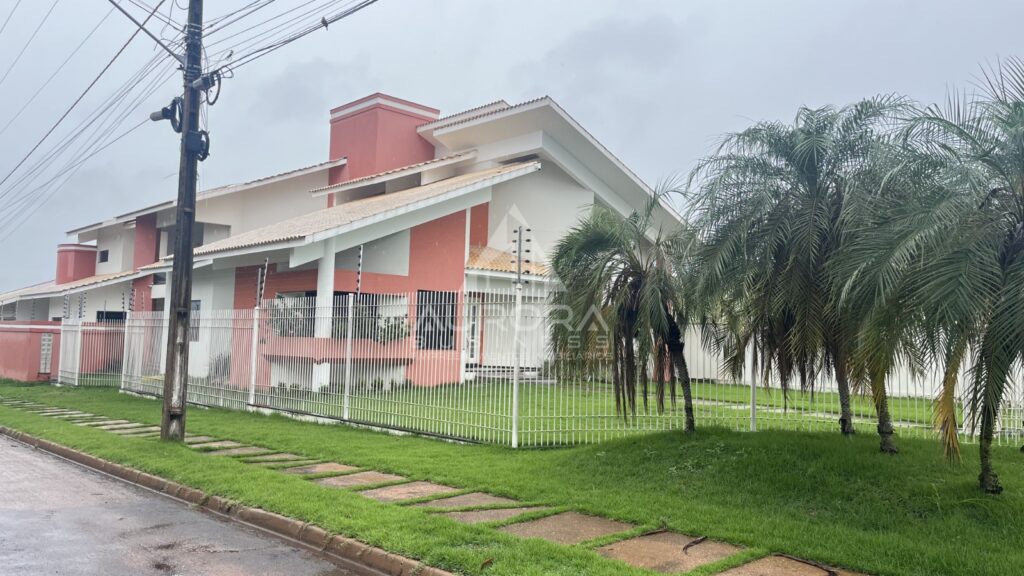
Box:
96, 311, 126, 322
189, 300, 200, 342
97, 250, 109, 263
152, 272, 166, 285
416, 291, 456, 350
39, 334, 53, 374
0, 303, 14, 321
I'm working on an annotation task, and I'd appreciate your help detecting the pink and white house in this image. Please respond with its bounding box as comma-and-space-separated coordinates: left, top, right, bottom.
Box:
0, 93, 681, 389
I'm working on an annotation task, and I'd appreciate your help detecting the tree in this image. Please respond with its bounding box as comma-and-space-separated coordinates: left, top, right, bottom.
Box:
687, 96, 911, 450
549, 198, 698, 431
858, 59, 1024, 493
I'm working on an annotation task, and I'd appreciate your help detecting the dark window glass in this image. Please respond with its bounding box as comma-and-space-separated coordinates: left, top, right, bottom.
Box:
96, 311, 126, 322
97, 250, 109, 263
415, 291, 456, 350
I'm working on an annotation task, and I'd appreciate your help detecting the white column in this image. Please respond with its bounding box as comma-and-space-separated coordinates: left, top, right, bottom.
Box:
312, 239, 336, 390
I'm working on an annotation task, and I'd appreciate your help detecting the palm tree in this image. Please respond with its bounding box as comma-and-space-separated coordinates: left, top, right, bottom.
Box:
549, 198, 698, 432
856, 59, 1024, 493
686, 96, 911, 450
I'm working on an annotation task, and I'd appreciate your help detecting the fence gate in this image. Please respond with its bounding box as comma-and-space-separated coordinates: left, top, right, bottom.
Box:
58, 317, 125, 387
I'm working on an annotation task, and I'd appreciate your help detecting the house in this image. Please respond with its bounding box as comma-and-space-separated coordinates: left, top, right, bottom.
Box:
0, 93, 681, 390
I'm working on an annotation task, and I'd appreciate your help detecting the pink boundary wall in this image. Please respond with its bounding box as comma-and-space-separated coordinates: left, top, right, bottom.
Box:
0, 322, 61, 382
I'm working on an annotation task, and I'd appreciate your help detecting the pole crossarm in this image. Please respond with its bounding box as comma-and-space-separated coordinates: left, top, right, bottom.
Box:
106, 0, 185, 65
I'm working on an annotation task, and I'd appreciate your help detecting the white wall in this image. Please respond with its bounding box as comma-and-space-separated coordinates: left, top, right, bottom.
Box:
186, 267, 236, 378
335, 230, 410, 276
94, 225, 134, 275
487, 165, 594, 264
195, 171, 328, 237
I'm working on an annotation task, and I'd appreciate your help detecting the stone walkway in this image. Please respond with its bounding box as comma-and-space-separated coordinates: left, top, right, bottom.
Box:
0, 397, 866, 575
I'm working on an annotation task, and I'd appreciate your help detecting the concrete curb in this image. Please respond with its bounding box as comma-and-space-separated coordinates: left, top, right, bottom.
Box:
0, 426, 452, 576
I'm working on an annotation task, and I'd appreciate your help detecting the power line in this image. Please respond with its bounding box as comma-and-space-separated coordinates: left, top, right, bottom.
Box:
0, 0, 168, 203
0, 8, 116, 138
225, 0, 378, 72
0, 57, 177, 234
0, 53, 173, 214
0, 0, 23, 41
0, 0, 60, 90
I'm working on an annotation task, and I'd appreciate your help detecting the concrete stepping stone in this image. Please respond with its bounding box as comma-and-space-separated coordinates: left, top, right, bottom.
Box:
38, 409, 77, 416
51, 412, 91, 419
205, 446, 272, 457
95, 420, 146, 428
243, 453, 306, 462
283, 462, 360, 475
112, 426, 161, 435
78, 419, 130, 427
719, 555, 864, 576
443, 507, 548, 525
183, 436, 216, 444
359, 481, 460, 503
189, 440, 244, 450
598, 531, 742, 573
415, 492, 522, 509
500, 512, 633, 545
315, 471, 405, 488
254, 459, 322, 469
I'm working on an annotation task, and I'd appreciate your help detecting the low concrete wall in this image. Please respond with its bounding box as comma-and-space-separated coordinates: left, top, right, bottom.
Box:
0, 322, 61, 382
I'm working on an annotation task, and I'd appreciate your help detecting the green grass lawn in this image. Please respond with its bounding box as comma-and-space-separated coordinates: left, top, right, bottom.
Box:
2, 380, 1023, 576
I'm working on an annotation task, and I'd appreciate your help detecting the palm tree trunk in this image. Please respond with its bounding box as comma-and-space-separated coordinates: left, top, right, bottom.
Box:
979, 403, 1003, 494
666, 317, 695, 433
623, 330, 638, 418
871, 373, 897, 454
834, 345, 856, 435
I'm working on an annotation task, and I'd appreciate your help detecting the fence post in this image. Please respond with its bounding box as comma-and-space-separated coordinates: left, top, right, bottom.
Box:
511, 284, 522, 448
248, 306, 260, 406
342, 293, 354, 421
749, 345, 757, 432
56, 318, 65, 386
119, 311, 131, 391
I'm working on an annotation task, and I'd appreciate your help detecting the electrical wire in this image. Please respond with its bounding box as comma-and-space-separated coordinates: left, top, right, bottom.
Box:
0, 59, 178, 236
0, 0, 168, 202
0, 0, 60, 90
0, 8, 116, 138
0, 0, 23, 41
225, 0, 378, 73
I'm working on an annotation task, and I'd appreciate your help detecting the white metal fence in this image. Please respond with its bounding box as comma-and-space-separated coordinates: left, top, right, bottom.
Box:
110, 290, 1024, 447
57, 318, 126, 387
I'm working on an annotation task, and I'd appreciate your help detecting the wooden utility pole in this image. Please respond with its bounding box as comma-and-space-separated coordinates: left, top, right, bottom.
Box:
161, 0, 205, 441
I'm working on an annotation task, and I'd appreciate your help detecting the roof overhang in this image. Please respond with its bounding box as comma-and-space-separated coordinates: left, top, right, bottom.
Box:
419, 97, 684, 232
193, 162, 541, 265
66, 157, 348, 238
310, 151, 477, 198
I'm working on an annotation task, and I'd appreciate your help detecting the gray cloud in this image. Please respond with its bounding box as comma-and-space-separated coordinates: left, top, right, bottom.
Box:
2, 0, 1024, 292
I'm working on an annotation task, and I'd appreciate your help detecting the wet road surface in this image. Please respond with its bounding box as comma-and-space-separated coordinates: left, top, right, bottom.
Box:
0, 437, 368, 576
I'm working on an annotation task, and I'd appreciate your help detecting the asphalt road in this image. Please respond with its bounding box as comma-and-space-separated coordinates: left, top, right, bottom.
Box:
0, 437, 368, 576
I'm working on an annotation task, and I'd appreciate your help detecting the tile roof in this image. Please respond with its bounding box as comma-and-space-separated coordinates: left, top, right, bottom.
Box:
194, 161, 541, 257
0, 271, 137, 304
67, 157, 346, 235
308, 151, 475, 196
466, 245, 547, 275
419, 97, 550, 132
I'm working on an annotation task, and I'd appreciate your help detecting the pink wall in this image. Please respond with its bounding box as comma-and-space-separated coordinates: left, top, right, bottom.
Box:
131, 213, 159, 312
0, 322, 60, 382
326, 94, 438, 206
55, 244, 96, 284
469, 203, 489, 247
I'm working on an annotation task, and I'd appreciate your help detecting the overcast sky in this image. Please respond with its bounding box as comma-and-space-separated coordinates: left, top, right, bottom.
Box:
0, 0, 1021, 293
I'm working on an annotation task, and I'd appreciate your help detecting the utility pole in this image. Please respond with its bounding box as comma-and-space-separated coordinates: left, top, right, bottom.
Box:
161, 0, 205, 441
